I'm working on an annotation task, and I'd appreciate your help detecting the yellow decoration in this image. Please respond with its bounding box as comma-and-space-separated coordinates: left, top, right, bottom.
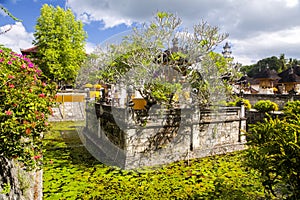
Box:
85, 83, 93, 88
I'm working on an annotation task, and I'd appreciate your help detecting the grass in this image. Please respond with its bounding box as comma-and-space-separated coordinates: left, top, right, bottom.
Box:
43, 121, 266, 200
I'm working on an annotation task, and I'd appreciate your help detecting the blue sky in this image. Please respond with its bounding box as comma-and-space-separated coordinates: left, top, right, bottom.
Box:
1, 0, 300, 65
0, 0, 132, 51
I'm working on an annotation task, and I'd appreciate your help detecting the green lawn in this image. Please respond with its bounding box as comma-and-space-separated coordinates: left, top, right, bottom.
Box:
43, 121, 266, 200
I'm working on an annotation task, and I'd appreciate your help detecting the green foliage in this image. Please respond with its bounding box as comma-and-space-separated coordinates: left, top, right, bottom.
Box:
240, 54, 300, 77
245, 115, 300, 199
33, 5, 87, 86
283, 100, 300, 119
0, 183, 10, 195
190, 52, 240, 107
254, 100, 278, 113
227, 98, 251, 110
145, 81, 181, 106
241, 56, 284, 77
0, 46, 57, 169
43, 122, 265, 199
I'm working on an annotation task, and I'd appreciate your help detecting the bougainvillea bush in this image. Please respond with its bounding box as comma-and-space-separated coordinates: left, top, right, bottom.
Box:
0, 46, 57, 169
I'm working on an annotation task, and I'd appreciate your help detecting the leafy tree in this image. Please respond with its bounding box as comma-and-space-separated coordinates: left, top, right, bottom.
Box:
92, 12, 238, 108
241, 55, 300, 77
0, 46, 57, 169
245, 103, 300, 199
33, 4, 87, 87
76, 53, 100, 88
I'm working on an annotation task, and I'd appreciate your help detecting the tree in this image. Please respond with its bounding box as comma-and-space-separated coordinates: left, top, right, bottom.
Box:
92, 12, 237, 109
240, 55, 300, 77
245, 101, 300, 199
33, 4, 87, 87
76, 53, 100, 88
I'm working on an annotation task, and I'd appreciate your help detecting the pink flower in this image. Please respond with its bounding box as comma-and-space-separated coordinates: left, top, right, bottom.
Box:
28, 63, 34, 68
42, 82, 47, 87
21, 64, 26, 69
45, 122, 49, 126
23, 56, 30, 62
39, 93, 45, 98
8, 75, 15, 79
0, 58, 4, 63
9, 84, 15, 88
0, 49, 3, 53
5, 110, 13, 116
7, 61, 12, 65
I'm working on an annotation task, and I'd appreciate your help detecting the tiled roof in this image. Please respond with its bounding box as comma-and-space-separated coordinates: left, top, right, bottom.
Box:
278, 69, 300, 83
278, 65, 300, 77
20, 46, 38, 54
252, 68, 280, 80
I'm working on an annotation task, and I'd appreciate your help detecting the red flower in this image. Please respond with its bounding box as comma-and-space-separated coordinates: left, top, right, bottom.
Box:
8, 75, 15, 79
5, 110, 13, 116
9, 84, 15, 88
39, 93, 45, 98
34, 155, 42, 160
25, 128, 31, 135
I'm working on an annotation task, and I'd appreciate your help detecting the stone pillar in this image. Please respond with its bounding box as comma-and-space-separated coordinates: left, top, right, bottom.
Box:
239, 103, 247, 143
191, 107, 201, 150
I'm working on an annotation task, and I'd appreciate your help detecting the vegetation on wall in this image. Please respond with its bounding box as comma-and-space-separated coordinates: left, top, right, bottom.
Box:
0, 46, 57, 169
33, 4, 87, 87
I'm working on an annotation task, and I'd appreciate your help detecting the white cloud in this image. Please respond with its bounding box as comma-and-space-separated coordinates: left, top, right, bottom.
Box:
85, 42, 96, 54
0, 22, 34, 53
231, 26, 300, 65
67, 0, 300, 65
283, 0, 299, 7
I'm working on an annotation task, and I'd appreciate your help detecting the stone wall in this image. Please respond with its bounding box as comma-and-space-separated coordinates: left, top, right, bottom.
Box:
49, 92, 87, 122
80, 103, 246, 169
243, 94, 300, 109
0, 157, 42, 200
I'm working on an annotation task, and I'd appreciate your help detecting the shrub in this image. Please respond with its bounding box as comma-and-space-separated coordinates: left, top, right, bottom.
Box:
227, 98, 251, 110
0, 46, 57, 169
283, 100, 300, 118
246, 116, 300, 198
253, 100, 278, 113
